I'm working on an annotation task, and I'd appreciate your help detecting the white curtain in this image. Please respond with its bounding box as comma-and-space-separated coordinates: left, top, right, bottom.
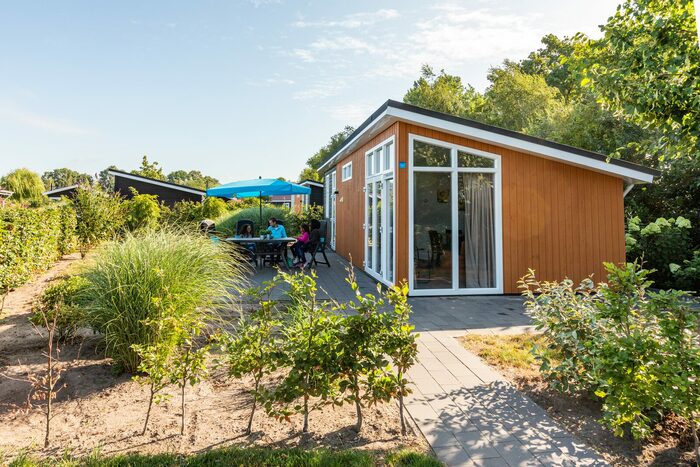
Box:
462, 173, 495, 288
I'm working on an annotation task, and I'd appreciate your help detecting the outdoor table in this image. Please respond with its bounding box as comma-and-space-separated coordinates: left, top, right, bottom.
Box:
224, 237, 297, 268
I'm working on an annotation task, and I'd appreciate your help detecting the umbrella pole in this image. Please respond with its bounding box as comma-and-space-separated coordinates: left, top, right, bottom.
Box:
259, 192, 262, 229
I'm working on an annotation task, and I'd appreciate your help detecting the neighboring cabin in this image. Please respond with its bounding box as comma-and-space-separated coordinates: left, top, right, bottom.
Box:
108, 169, 205, 206
319, 100, 659, 296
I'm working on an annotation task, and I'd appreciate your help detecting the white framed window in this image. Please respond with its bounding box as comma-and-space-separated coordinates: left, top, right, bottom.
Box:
365, 137, 395, 177
341, 161, 353, 181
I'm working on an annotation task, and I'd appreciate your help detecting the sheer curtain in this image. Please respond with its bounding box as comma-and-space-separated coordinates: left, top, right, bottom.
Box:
462, 173, 495, 288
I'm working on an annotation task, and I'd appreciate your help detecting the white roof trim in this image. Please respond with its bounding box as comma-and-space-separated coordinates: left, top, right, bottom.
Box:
108, 170, 206, 196
43, 184, 79, 196
300, 180, 323, 188
319, 104, 655, 184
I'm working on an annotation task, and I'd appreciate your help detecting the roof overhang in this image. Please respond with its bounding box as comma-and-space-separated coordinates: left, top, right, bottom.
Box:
43, 184, 79, 196
108, 170, 206, 196
319, 100, 659, 184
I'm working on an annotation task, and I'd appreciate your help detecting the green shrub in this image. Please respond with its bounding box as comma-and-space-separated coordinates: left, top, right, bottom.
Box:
162, 200, 203, 227
670, 250, 700, 291
57, 203, 77, 255
0, 168, 46, 202
31, 275, 88, 341
626, 216, 695, 289
520, 262, 700, 442
201, 197, 229, 219
216, 205, 291, 235
125, 191, 161, 231
72, 186, 124, 257
79, 230, 244, 373
0, 205, 62, 310
285, 205, 324, 236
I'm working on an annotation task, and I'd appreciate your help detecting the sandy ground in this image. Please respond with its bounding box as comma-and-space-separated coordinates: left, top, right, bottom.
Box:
0, 256, 428, 461
460, 335, 696, 466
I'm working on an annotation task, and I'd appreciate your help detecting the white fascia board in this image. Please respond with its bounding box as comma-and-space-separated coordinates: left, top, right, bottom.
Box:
317, 110, 391, 172
108, 171, 206, 196
43, 184, 79, 196
387, 107, 655, 183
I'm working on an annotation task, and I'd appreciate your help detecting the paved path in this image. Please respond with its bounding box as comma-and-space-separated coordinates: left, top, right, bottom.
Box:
406, 330, 608, 466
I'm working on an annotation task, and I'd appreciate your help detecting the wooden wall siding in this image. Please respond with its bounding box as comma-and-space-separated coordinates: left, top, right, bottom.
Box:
333, 122, 401, 269
396, 123, 626, 293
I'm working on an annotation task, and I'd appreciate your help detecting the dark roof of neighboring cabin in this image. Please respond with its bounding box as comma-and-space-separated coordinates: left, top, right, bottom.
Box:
108, 169, 206, 195
319, 99, 660, 179
43, 184, 79, 197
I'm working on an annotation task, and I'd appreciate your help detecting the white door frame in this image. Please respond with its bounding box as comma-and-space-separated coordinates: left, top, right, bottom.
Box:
408, 134, 504, 296
364, 136, 396, 286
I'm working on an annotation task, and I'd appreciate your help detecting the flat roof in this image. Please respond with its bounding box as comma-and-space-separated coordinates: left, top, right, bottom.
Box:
319, 100, 659, 184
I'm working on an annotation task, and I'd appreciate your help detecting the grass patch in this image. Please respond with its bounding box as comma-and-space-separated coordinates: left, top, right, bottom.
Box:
459, 333, 547, 371
9, 447, 441, 467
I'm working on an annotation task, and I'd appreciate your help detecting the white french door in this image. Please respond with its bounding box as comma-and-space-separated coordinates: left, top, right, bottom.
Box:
364, 137, 395, 285
324, 170, 336, 250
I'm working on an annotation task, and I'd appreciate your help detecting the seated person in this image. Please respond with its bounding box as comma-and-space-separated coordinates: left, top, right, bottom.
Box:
291, 223, 310, 265
237, 223, 256, 258
267, 217, 287, 239
301, 219, 321, 268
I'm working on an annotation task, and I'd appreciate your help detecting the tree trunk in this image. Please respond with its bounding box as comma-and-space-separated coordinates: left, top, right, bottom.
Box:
354, 398, 363, 433
142, 384, 154, 436
302, 394, 309, 433
399, 392, 406, 436
246, 378, 259, 435
691, 417, 699, 467
180, 380, 186, 435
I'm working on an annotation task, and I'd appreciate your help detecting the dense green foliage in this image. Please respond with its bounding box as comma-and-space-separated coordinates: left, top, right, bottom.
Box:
125, 191, 161, 231
167, 170, 219, 190
131, 155, 165, 180
57, 203, 77, 256
200, 196, 229, 219
78, 230, 241, 373
71, 186, 124, 257
8, 447, 439, 467
41, 168, 93, 190
216, 205, 291, 235
298, 126, 354, 181
1, 168, 46, 202
30, 275, 88, 341
521, 262, 700, 450
0, 205, 64, 309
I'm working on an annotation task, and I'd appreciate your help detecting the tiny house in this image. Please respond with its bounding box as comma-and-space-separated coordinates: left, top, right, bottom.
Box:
108, 169, 205, 206
319, 100, 659, 296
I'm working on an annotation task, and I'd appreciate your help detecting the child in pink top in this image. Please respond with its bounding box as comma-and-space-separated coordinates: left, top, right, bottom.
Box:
291, 223, 310, 265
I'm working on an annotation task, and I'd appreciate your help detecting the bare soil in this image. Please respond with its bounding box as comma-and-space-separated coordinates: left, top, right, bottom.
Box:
0, 256, 428, 461
460, 335, 697, 466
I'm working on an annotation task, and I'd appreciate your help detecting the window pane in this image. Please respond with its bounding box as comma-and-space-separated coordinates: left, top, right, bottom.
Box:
367, 153, 373, 176
374, 148, 381, 174
458, 151, 494, 168
376, 181, 382, 276
384, 142, 393, 171
413, 172, 452, 289
458, 173, 495, 288
414, 140, 451, 167
387, 178, 394, 283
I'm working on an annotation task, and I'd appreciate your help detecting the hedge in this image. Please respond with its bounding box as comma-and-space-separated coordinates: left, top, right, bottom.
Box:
0, 205, 74, 306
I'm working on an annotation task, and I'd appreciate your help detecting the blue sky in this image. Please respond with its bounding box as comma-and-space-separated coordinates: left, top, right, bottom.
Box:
0, 0, 620, 183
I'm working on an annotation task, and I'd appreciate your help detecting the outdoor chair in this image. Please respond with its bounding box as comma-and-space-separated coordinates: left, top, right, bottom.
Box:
307, 220, 330, 268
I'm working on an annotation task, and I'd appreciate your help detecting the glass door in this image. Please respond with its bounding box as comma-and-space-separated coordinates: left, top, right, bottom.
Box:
364, 137, 395, 285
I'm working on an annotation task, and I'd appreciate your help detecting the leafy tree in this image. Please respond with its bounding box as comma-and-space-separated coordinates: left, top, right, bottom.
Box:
404, 64, 486, 119
96, 165, 118, 191
220, 281, 281, 435
1, 168, 46, 202
482, 63, 567, 135
519, 34, 580, 102
298, 126, 354, 181
125, 189, 161, 231
298, 167, 321, 182
42, 168, 93, 190
575, 0, 700, 161
265, 271, 341, 433
170, 327, 209, 435
167, 170, 219, 190
132, 155, 165, 180
71, 186, 124, 257
383, 282, 418, 436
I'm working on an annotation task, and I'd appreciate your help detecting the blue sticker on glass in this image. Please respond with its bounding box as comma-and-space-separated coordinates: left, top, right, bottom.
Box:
399, 161, 407, 169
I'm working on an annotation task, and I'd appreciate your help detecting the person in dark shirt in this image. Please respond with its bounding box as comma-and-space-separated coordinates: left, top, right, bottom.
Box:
301, 219, 321, 268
